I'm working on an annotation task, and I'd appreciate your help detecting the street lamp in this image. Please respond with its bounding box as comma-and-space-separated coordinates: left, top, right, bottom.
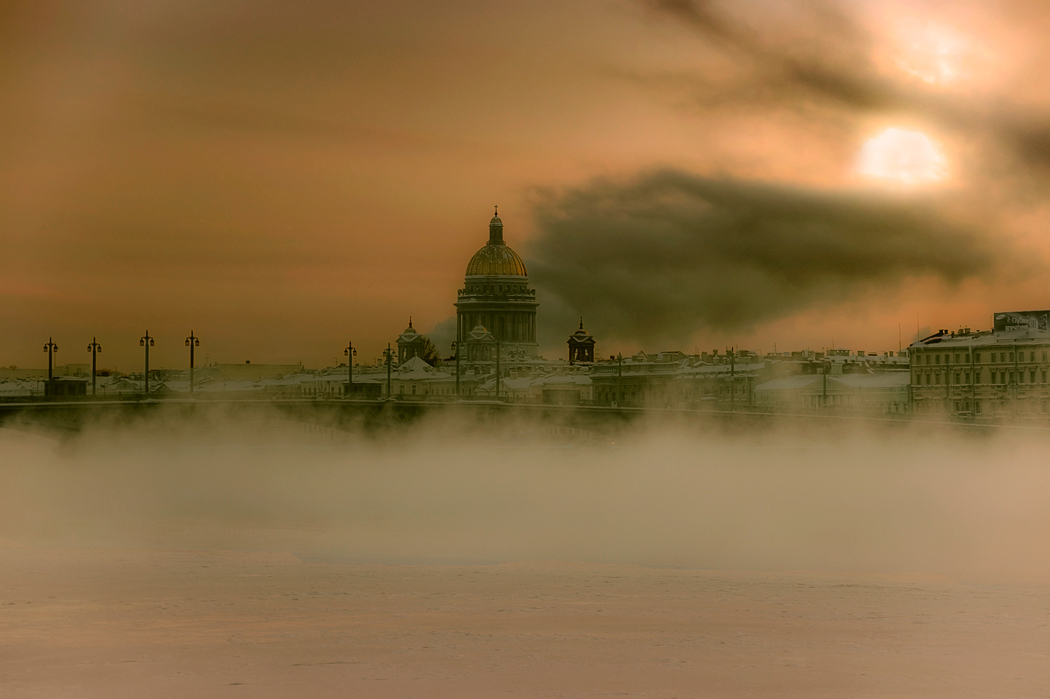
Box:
185, 332, 199, 395
451, 340, 460, 397
140, 331, 154, 396
383, 343, 396, 398
43, 338, 58, 395
87, 338, 102, 397
495, 339, 501, 400
616, 352, 623, 407
344, 340, 357, 398
727, 346, 736, 413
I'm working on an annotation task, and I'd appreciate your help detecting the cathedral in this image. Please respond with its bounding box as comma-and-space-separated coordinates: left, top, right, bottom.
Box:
455, 209, 539, 360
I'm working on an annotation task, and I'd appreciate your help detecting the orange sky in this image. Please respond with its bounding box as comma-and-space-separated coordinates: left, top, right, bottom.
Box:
3, 0, 1050, 369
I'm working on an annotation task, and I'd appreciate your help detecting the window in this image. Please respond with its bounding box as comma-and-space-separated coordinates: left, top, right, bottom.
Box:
1032, 352, 1037, 362
1043, 371, 1047, 383
1043, 351, 1048, 362
975, 352, 981, 362
975, 400, 982, 414
1032, 371, 1037, 383
955, 373, 961, 384
925, 355, 930, 365
1010, 372, 1015, 383
936, 355, 941, 365
1010, 352, 1015, 361
965, 372, 970, 383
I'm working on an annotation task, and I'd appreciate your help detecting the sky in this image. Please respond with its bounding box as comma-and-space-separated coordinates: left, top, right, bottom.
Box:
3, 0, 1050, 369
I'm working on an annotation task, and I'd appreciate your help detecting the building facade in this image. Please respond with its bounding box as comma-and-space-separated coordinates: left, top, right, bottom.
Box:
455, 210, 539, 360
754, 373, 909, 413
910, 310, 1050, 419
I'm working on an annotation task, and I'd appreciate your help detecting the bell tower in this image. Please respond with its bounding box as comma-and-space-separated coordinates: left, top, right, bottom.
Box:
567, 319, 596, 364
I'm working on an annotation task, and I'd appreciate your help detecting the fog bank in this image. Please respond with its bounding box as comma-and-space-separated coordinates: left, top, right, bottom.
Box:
1, 412, 1047, 583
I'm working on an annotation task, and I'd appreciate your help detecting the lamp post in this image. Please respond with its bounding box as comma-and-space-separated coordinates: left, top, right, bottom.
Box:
451, 340, 460, 397
822, 358, 830, 409
728, 347, 735, 413
43, 338, 58, 393
185, 332, 199, 395
495, 339, 501, 400
344, 340, 357, 398
87, 337, 102, 397
140, 331, 154, 396
383, 343, 395, 398
616, 352, 623, 407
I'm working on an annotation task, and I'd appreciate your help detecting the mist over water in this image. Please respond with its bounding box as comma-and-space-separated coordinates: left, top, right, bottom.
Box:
1, 409, 1048, 583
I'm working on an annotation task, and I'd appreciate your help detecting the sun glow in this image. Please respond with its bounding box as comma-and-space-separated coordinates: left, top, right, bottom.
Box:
894, 23, 972, 85
857, 128, 947, 185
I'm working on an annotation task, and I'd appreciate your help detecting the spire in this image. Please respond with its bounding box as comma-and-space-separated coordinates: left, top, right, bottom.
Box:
579, 317, 584, 330
408, 316, 413, 329
488, 206, 504, 245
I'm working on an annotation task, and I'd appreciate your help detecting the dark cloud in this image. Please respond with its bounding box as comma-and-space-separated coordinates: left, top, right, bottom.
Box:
642, 0, 1050, 172
528, 170, 999, 344
642, 0, 898, 110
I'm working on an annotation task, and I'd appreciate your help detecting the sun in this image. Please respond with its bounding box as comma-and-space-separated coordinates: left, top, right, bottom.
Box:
857, 128, 947, 185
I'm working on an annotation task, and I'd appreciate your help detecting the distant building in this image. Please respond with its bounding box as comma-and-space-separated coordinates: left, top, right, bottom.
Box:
44, 377, 87, 398
910, 310, 1050, 419
390, 356, 458, 399
214, 363, 302, 381
754, 373, 909, 413
464, 324, 497, 362
536, 374, 593, 406
455, 210, 538, 361
590, 352, 706, 408
567, 319, 596, 364
396, 318, 427, 364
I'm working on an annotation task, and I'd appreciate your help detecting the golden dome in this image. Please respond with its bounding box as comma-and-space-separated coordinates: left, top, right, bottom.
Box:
466, 243, 528, 277
465, 208, 528, 276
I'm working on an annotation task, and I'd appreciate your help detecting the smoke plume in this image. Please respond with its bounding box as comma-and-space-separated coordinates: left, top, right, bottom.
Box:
528, 170, 997, 344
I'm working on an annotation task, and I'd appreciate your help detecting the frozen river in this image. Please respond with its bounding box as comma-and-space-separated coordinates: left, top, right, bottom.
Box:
1, 413, 1049, 696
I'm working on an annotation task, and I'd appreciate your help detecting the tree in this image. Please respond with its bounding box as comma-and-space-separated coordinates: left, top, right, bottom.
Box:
420, 336, 442, 366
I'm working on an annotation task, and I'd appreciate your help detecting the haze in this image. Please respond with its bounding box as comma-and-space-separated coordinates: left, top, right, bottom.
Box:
3, 412, 1049, 581
5, 0, 1050, 366
4, 2, 1050, 696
